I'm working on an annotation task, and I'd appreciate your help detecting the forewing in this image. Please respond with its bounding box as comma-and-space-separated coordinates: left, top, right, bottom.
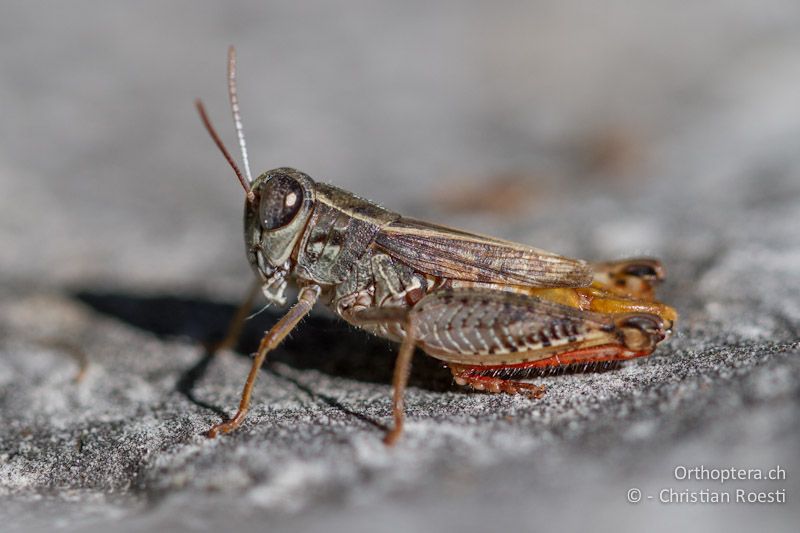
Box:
374, 218, 592, 288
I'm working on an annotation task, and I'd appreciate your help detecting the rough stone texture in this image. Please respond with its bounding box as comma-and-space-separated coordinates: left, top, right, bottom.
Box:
1, 2, 799, 532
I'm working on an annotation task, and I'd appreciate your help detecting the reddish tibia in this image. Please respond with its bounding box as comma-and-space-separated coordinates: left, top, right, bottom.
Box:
522, 344, 651, 368
456, 343, 651, 374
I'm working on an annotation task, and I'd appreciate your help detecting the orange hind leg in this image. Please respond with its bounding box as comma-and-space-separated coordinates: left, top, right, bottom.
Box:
590, 257, 665, 301
528, 258, 677, 331
448, 342, 653, 396
449, 364, 547, 398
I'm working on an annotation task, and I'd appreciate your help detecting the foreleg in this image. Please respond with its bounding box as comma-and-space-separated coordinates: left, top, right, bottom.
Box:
207, 284, 320, 437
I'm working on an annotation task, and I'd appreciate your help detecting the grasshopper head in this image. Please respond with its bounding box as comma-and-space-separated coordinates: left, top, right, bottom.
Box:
196, 48, 318, 303
244, 168, 316, 303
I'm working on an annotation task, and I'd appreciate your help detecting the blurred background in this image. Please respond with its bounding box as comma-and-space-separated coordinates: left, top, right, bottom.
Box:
1, 1, 797, 297
1, 2, 799, 532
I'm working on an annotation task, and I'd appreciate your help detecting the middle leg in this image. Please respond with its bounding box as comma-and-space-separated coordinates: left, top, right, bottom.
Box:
348, 305, 419, 446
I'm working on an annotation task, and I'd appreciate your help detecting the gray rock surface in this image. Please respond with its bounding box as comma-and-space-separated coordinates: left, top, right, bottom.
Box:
1, 2, 799, 532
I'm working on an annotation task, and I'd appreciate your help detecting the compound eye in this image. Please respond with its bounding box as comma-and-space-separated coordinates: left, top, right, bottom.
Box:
258, 175, 304, 230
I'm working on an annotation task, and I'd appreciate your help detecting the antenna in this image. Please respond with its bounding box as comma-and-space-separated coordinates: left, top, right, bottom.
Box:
195, 98, 256, 202
227, 46, 254, 186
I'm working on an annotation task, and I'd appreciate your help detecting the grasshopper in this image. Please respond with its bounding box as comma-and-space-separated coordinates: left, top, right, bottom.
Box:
195, 47, 677, 445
